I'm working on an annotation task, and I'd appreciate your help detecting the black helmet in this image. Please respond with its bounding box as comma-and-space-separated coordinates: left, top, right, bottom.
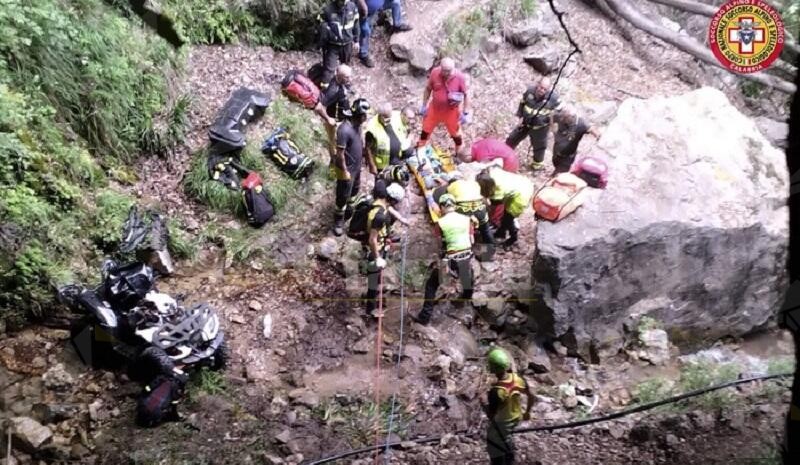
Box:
351, 98, 371, 117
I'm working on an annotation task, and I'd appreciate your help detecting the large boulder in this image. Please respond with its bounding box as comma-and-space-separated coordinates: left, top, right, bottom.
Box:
530, 87, 789, 361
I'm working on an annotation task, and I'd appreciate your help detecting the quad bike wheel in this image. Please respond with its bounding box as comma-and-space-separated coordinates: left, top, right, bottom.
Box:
209, 340, 229, 371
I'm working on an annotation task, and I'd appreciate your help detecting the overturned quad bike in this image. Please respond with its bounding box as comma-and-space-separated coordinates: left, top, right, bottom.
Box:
58, 260, 227, 372
58, 257, 227, 426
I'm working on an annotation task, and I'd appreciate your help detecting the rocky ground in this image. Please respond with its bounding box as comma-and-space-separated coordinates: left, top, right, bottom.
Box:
0, 0, 795, 464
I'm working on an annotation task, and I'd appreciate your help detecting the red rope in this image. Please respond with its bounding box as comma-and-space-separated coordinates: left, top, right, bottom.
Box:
372, 267, 385, 465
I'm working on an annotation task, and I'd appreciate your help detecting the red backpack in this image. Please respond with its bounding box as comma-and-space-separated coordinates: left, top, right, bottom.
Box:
281, 70, 320, 109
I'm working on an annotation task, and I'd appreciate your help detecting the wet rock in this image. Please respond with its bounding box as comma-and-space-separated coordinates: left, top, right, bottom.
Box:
8, 417, 53, 452
31, 357, 46, 370
531, 88, 789, 360
41, 364, 74, 392
230, 313, 246, 325
248, 300, 263, 311
561, 396, 578, 409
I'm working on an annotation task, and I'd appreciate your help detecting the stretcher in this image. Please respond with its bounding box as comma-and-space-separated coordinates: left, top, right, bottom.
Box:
405, 144, 457, 223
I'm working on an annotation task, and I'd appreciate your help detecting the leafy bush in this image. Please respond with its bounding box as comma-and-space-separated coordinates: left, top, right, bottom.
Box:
0, 0, 189, 329
157, 0, 269, 45
0, 0, 178, 161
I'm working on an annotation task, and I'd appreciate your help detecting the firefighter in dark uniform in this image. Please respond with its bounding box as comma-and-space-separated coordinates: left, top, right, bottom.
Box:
505, 77, 562, 171
317, 0, 361, 87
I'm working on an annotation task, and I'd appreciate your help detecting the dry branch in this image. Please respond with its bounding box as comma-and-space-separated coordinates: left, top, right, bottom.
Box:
604, 0, 796, 93
646, 0, 800, 55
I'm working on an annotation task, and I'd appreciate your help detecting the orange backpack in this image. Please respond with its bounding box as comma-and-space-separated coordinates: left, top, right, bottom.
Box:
532, 173, 588, 222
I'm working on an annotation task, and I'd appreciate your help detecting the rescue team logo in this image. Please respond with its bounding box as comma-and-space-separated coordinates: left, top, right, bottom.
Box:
709, 0, 785, 73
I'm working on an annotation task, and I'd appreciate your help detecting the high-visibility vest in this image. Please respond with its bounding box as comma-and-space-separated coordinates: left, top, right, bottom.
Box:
488, 167, 532, 203
493, 372, 527, 424
448, 179, 484, 212
438, 211, 473, 253
365, 112, 411, 170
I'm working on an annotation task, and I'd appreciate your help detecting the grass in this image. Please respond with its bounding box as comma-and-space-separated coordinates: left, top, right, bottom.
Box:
187, 367, 228, 401
313, 399, 412, 447
631, 361, 742, 412
766, 356, 795, 375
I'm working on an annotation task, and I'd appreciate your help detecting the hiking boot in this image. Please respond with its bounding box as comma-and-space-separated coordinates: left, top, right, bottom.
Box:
332, 219, 344, 237
392, 24, 413, 33
531, 161, 545, 171
411, 311, 431, 326
360, 55, 375, 68
502, 238, 518, 250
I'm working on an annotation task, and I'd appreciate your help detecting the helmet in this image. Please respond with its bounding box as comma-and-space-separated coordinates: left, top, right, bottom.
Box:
438, 194, 456, 208
486, 347, 511, 372
386, 183, 405, 202
351, 98, 371, 117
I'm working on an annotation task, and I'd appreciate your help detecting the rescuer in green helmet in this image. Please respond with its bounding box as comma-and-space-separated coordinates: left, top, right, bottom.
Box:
482, 347, 535, 465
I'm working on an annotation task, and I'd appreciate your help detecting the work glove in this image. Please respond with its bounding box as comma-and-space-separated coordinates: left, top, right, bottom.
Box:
460, 111, 471, 125
375, 257, 387, 269
419, 105, 428, 117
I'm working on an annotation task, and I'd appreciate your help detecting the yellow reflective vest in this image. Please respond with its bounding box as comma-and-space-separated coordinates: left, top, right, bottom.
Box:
493, 372, 527, 424
365, 112, 411, 170
438, 211, 473, 253
487, 167, 534, 217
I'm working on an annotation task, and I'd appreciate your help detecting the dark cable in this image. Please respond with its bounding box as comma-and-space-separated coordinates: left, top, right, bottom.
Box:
527, 0, 582, 122
304, 372, 792, 465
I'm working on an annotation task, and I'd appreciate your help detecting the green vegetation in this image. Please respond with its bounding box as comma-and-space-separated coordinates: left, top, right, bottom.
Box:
740, 80, 765, 98
766, 356, 795, 375
114, 0, 328, 50
0, 0, 189, 329
314, 399, 412, 447
637, 316, 662, 332
632, 361, 741, 411
782, 1, 799, 40
442, 0, 538, 55
187, 367, 228, 401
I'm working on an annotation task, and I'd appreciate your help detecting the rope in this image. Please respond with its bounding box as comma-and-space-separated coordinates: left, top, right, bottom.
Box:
303, 372, 793, 464
382, 196, 410, 463
525, 0, 582, 125
371, 267, 385, 465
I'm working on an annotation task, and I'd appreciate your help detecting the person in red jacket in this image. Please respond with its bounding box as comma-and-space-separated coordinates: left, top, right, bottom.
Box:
468, 137, 520, 227
469, 137, 520, 173
418, 57, 470, 155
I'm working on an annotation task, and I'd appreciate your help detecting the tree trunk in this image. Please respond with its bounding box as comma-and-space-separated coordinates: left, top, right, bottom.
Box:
603, 0, 796, 93
784, 51, 800, 465
645, 0, 800, 56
